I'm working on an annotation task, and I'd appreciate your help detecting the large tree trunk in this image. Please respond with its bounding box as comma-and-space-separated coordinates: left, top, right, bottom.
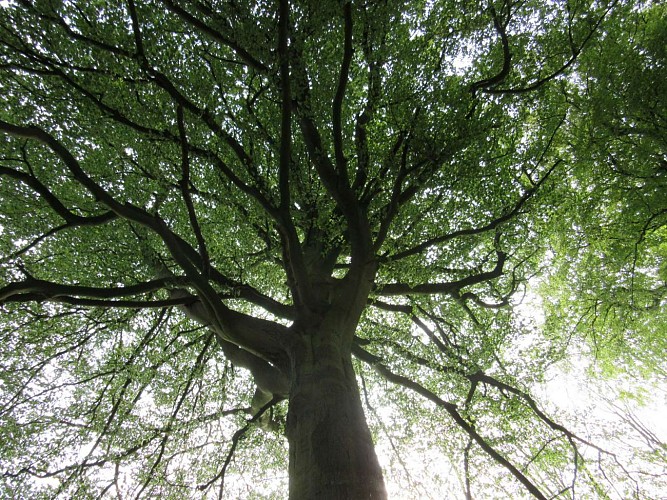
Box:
286, 331, 387, 499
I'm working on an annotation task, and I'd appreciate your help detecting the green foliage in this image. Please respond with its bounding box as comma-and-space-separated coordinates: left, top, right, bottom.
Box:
542, 1, 667, 376
0, 0, 665, 498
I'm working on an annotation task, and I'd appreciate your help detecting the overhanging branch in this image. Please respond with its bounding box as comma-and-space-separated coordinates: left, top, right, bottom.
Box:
352, 344, 547, 500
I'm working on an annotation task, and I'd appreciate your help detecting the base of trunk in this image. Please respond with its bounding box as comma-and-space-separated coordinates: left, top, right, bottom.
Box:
286, 348, 386, 499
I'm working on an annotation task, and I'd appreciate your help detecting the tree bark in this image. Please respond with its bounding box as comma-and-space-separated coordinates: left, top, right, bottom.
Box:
286, 331, 387, 499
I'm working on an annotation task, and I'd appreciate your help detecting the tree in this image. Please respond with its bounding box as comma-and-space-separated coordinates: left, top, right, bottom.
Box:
0, 0, 665, 498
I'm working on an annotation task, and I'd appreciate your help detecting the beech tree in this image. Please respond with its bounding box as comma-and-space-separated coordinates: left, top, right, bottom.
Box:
1, 0, 665, 498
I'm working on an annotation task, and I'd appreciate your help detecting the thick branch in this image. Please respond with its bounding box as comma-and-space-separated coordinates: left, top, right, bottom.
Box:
0, 277, 177, 303
173, 288, 290, 387
278, 0, 292, 213
377, 251, 507, 296
332, 1, 353, 177
157, 227, 291, 364
470, 4, 512, 95
292, 45, 372, 264
217, 338, 289, 397
170, 231, 294, 319
0, 294, 193, 309
297, 112, 372, 264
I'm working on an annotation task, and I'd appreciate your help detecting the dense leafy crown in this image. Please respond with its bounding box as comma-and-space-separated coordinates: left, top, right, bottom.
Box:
0, 0, 665, 498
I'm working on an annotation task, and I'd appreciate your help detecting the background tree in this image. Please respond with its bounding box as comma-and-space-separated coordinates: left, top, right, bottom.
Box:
0, 0, 665, 498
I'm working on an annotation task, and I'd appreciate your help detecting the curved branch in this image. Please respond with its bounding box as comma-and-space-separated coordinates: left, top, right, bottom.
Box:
0, 119, 157, 228
377, 251, 506, 296
482, 1, 618, 95
173, 289, 289, 394
158, 0, 268, 71
470, 4, 512, 95
352, 344, 547, 500
0, 165, 115, 225
386, 160, 560, 262
460, 291, 510, 309
171, 288, 290, 372
469, 371, 612, 455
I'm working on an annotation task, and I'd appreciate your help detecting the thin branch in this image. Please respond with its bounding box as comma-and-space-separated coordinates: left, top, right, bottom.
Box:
2, 217, 116, 264
359, 371, 431, 498
464, 437, 473, 500
386, 160, 560, 262
176, 104, 210, 271
16, 0, 133, 58
134, 333, 215, 498
157, 0, 268, 71
460, 291, 510, 309
484, 1, 618, 95
469, 371, 613, 455
352, 4, 386, 196
196, 396, 281, 496
352, 344, 547, 500
373, 122, 415, 251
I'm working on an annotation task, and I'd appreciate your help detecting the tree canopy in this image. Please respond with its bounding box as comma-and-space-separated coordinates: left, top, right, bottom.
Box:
0, 0, 665, 498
